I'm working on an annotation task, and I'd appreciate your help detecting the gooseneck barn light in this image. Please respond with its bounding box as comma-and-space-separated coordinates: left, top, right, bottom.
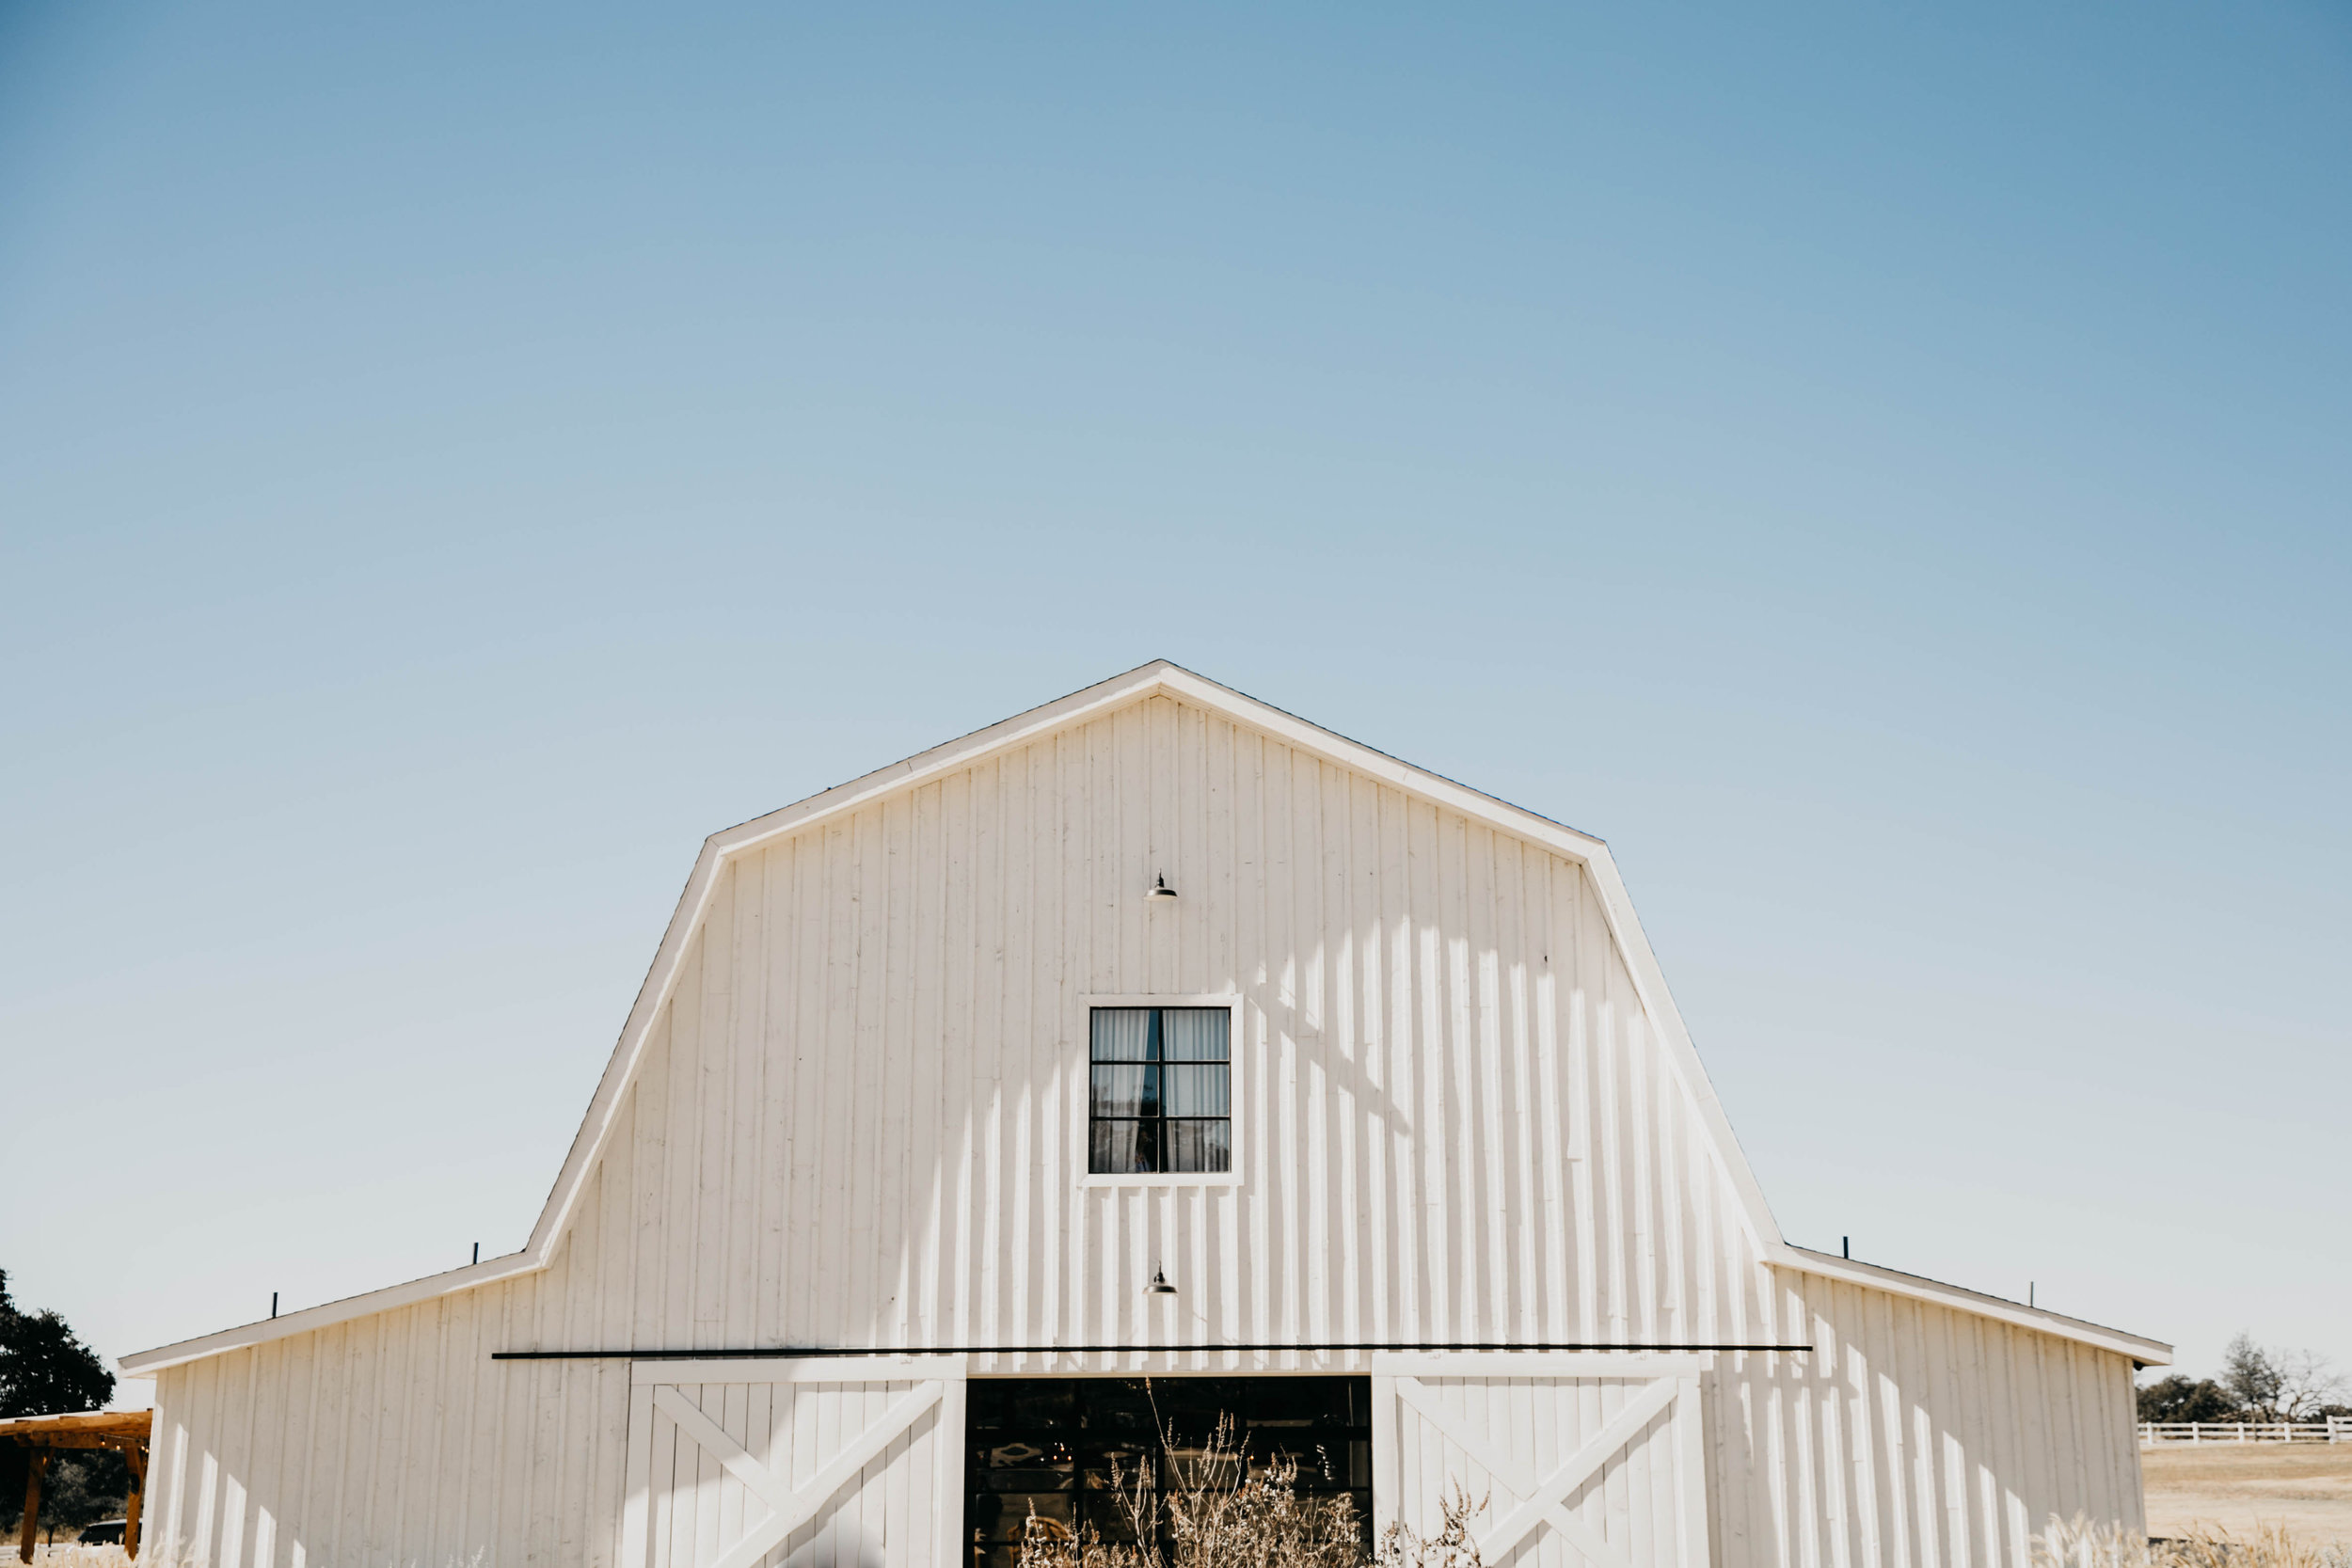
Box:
1145, 1268, 1177, 1296
1147, 873, 1178, 900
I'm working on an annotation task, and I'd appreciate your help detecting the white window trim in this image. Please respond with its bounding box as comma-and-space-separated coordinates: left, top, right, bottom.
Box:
1074, 992, 1244, 1188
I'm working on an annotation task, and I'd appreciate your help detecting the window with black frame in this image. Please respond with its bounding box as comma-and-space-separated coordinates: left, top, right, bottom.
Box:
1088, 1006, 1231, 1175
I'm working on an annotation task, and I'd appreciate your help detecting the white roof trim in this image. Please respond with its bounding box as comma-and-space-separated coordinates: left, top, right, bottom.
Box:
120, 1254, 535, 1373
1774, 1246, 2171, 1365
119, 661, 2159, 1373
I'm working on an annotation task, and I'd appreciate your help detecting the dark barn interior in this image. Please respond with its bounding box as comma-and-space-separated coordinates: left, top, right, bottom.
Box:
965, 1376, 1373, 1568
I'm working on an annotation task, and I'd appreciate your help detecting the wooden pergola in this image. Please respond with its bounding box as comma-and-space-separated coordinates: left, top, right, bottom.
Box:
0, 1410, 150, 1561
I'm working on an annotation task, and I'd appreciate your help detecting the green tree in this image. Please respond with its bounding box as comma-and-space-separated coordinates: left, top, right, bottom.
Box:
2136, 1374, 2235, 1423
33, 1452, 130, 1537
0, 1270, 125, 1538
2220, 1333, 2283, 1419
2219, 1332, 2347, 1422
0, 1271, 116, 1417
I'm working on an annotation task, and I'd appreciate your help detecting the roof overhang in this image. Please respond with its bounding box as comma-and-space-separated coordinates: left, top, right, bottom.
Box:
119, 1254, 535, 1374
1774, 1245, 2171, 1366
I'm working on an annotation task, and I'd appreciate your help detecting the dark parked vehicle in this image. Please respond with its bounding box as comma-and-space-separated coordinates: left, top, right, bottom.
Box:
78, 1520, 127, 1545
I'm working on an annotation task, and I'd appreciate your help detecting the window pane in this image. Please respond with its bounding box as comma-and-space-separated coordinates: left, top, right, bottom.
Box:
1161, 1008, 1229, 1061
1089, 1008, 1229, 1177
1091, 1008, 1153, 1061
1161, 1064, 1229, 1117
1165, 1119, 1231, 1174
1090, 1120, 1154, 1174
1089, 1064, 1155, 1118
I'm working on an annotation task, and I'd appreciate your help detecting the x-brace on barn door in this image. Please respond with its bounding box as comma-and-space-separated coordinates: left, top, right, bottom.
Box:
618, 1356, 967, 1568
1372, 1354, 1712, 1568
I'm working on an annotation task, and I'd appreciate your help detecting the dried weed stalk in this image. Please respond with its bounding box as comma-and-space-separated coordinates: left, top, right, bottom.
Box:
1373, 1481, 1490, 1568
1016, 1414, 1487, 1568
2033, 1513, 2352, 1568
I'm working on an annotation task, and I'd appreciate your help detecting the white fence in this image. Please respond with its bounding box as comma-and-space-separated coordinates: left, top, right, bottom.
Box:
2139, 1418, 2352, 1446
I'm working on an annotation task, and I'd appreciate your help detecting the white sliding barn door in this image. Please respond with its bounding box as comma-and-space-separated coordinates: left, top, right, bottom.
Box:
1372, 1355, 1712, 1568
619, 1356, 968, 1568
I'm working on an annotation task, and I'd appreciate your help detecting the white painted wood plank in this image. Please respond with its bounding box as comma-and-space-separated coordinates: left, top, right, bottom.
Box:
935, 1372, 967, 1568
1678, 1376, 1711, 1568
1372, 1374, 1402, 1533
1371, 1354, 1715, 1378
1504, 847, 1541, 1344
616, 1380, 657, 1568
724, 853, 767, 1361
632, 1356, 968, 1386
1570, 870, 1601, 1341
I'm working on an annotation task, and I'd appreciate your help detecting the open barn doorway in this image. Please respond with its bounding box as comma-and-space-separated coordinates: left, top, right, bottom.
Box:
964, 1377, 1372, 1568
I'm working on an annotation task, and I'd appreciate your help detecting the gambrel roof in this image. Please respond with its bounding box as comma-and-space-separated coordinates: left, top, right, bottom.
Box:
123, 661, 2169, 1373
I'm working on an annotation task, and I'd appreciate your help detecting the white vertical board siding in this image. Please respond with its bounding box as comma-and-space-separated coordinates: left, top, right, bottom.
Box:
141, 693, 2145, 1566
612, 692, 1777, 1363
1708, 1275, 2144, 1568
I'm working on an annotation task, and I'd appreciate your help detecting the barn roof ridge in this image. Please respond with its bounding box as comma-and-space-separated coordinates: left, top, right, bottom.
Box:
704, 659, 1611, 853
119, 663, 2170, 1374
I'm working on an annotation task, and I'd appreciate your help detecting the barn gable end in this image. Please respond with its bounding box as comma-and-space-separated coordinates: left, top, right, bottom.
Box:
121, 663, 2167, 1568
502, 684, 1778, 1358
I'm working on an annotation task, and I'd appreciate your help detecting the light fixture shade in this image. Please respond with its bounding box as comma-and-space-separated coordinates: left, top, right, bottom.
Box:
1145, 1268, 1177, 1295
1147, 873, 1178, 900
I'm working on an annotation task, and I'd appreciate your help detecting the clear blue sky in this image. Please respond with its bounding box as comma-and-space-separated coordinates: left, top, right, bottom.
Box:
3, 3, 2345, 1397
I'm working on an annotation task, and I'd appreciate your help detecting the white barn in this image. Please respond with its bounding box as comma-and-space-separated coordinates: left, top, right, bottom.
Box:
123, 662, 2167, 1568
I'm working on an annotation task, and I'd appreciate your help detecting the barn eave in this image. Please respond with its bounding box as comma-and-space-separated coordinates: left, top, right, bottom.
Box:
1777, 1246, 2171, 1365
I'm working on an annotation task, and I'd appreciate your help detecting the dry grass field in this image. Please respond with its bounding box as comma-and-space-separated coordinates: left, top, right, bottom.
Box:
14, 1452, 2349, 1565
2144, 1443, 2352, 1546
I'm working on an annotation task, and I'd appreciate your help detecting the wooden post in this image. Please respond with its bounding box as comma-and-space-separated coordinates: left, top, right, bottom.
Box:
17, 1450, 47, 1565
124, 1439, 148, 1560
